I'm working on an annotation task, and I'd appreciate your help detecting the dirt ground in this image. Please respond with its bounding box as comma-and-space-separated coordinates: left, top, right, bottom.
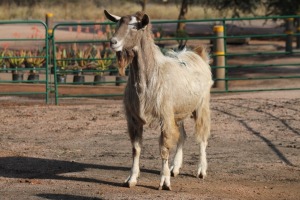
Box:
0, 91, 299, 200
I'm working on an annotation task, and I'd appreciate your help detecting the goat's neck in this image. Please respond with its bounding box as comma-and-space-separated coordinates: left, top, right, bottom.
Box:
129, 30, 159, 93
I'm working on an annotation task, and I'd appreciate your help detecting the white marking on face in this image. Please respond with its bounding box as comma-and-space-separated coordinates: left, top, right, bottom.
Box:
128, 16, 138, 30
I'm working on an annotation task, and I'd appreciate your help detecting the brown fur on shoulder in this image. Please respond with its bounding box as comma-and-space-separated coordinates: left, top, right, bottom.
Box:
193, 46, 211, 64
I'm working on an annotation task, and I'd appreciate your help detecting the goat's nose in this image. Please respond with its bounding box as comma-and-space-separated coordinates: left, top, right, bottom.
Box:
110, 38, 118, 45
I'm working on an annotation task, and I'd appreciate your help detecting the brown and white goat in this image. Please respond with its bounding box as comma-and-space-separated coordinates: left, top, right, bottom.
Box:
104, 10, 213, 190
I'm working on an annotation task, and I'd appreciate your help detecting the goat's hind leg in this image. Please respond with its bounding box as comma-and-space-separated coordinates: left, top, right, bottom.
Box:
194, 97, 211, 179
170, 121, 187, 177
124, 119, 143, 188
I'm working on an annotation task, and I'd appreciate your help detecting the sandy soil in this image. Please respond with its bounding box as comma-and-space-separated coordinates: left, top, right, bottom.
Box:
0, 16, 299, 200
0, 91, 299, 200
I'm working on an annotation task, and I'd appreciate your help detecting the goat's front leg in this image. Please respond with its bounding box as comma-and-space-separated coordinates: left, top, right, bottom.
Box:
158, 120, 180, 190
124, 120, 143, 188
159, 145, 171, 190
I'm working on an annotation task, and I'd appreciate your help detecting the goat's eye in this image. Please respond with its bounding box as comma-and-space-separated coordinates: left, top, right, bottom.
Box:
128, 22, 138, 31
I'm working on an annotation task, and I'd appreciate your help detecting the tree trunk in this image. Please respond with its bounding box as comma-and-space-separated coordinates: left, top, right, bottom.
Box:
139, 0, 148, 11
177, 0, 189, 31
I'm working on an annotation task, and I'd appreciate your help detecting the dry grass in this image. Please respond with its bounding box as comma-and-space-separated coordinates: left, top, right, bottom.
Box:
0, 2, 266, 21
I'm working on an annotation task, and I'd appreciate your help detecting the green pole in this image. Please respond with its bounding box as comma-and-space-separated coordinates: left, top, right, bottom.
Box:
296, 17, 300, 49
285, 18, 294, 53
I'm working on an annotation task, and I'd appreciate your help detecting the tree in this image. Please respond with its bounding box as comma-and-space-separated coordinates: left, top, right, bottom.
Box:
177, 0, 188, 30
200, 0, 300, 16
137, 0, 148, 11
264, 0, 300, 16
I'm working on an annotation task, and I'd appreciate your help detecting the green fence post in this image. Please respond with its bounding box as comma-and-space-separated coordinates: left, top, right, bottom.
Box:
296, 17, 300, 49
213, 25, 225, 90
285, 18, 294, 53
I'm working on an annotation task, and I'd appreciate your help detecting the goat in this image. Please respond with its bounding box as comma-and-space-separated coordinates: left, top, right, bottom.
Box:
104, 10, 213, 190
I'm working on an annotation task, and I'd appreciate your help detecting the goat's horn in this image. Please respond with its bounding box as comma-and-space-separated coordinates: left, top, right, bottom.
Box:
104, 10, 121, 22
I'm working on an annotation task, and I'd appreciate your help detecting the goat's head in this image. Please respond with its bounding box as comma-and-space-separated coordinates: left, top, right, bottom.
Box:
104, 10, 149, 52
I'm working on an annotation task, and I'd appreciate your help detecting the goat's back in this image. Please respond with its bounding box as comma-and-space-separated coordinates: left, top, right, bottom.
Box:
145, 48, 212, 122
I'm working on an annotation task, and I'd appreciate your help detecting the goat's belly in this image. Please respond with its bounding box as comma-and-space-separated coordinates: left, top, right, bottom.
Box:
174, 112, 191, 122
173, 99, 199, 121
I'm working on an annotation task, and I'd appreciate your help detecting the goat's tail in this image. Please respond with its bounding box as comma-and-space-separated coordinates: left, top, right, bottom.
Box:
194, 46, 211, 64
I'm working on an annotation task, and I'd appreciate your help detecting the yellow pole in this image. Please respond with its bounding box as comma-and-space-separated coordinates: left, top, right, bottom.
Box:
46, 13, 54, 36
213, 25, 225, 89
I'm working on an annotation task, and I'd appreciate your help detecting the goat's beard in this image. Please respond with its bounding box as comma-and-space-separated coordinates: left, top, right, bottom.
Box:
116, 50, 134, 76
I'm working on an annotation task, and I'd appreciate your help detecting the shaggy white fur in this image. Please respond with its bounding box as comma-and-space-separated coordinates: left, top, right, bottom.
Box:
105, 10, 213, 190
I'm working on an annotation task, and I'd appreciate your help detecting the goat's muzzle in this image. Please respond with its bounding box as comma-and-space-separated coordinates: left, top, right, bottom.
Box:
110, 38, 118, 45
110, 37, 123, 52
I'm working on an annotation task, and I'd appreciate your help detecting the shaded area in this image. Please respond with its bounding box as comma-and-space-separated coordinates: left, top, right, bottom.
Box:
0, 156, 159, 186
37, 194, 102, 200
0, 94, 299, 200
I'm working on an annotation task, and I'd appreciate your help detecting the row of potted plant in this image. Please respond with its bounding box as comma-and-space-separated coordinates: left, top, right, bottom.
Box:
0, 48, 45, 82
54, 44, 116, 84
0, 44, 124, 85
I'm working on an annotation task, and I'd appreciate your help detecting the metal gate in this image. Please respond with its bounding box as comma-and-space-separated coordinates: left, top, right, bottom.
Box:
51, 21, 124, 105
51, 15, 300, 104
0, 20, 49, 103
1, 15, 299, 104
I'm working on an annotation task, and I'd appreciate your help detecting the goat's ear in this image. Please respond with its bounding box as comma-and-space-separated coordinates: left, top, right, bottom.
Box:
141, 14, 149, 28
104, 10, 121, 22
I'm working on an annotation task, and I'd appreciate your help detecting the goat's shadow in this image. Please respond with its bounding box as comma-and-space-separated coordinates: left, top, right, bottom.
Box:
0, 156, 159, 187
36, 194, 102, 200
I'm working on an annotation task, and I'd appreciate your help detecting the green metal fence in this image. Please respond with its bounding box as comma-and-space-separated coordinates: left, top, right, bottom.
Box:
51, 21, 126, 105
0, 15, 299, 104
150, 15, 300, 93
211, 16, 300, 93
0, 20, 49, 103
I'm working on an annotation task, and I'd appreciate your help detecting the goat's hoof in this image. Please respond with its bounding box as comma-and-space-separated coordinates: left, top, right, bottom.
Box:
123, 181, 137, 188
158, 185, 172, 191
171, 170, 179, 177
170, 166, 180, 177
197, 172, 206, 179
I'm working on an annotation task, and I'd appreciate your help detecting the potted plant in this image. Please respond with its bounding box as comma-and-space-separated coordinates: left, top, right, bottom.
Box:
73, 46, 93, 84
0, 49, 8, 73
93, 50, 112, 85
7, 50, 26, 82
25, 49, 45, 83
0, 43, 9, 73
55, 48, 68, 84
